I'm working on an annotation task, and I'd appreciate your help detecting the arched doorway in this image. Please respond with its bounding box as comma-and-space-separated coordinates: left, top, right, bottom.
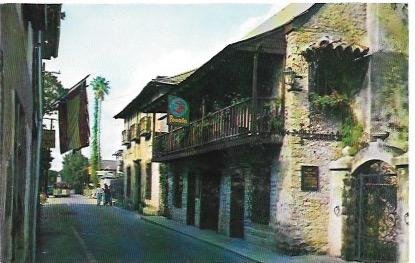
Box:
353, 160, 398, 262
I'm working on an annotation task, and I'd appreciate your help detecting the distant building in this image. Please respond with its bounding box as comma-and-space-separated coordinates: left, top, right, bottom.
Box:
112, 149, 124, 175
100, 159, 117, 173
113, 72, 195, 214
0, 4, 62, 262
142, 3, 408, 262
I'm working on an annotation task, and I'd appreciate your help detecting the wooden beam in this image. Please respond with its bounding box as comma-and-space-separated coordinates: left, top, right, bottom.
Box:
236, 46, 285, 55
252, 51, 259, 101
152, 134, 282, 162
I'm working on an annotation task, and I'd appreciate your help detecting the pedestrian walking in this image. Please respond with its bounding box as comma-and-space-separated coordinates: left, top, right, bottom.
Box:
104, 184, 112, 206
96, 186, 104, 206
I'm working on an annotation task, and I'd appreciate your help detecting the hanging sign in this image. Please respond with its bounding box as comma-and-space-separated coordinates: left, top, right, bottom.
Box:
43, 129, 56, 149
167, 95, 189, 126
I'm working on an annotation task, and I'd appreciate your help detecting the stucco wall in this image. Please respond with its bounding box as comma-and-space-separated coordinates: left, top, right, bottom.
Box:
0, 4, 40, 262
122, 112, 166, 212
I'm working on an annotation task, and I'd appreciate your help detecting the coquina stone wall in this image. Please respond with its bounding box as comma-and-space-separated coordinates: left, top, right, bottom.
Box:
275, 3, 367, 254
219, 149, 277, 246
166, 163, 188, 224
217, 170, 231, 236
277, 3, 408, 255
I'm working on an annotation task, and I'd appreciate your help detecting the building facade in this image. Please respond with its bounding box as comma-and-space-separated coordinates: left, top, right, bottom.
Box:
145, 3, 408, 262
0, 4, 61, 263
114, 74, 191, 214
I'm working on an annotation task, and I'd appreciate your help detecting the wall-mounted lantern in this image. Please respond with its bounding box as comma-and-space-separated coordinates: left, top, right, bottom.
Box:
283, 67, 303, 92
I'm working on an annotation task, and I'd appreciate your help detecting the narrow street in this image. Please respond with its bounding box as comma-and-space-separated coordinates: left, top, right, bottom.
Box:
37, 195, 253, 263
0, 4, 409, 263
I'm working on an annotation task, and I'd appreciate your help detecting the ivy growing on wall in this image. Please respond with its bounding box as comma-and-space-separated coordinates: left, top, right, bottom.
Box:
309, 91, 349, 115
341, 173, 358, 260
373, 52, 408, 151
159, 163, 169, 216
309, 91, 364, 155
340, 118, 364, 156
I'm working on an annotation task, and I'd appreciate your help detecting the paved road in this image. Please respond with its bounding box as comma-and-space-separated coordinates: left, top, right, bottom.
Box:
37, 195, 253, 263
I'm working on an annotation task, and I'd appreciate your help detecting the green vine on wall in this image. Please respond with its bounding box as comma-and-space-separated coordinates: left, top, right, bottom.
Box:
341, 117, 364, 155
309, 91, 349, 114
309, 91, 364, 155
159, 163, 169, 216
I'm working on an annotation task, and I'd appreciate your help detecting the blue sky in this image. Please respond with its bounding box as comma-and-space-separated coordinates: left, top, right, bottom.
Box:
46, 3, 290, 170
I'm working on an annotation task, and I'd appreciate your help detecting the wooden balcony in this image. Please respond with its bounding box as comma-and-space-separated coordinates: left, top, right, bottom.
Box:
130, 124, 139, 141
122, 130, 131, 146
139, 116, 151, 137
153, 98, 283, 162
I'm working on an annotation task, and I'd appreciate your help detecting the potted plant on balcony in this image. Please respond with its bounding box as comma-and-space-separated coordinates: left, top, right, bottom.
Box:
270, 117, 284, 134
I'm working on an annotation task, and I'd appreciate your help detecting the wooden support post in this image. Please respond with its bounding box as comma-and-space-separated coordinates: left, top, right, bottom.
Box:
252, 52, 258, 105
252, 48, 260, 131
152, 112, 156, 144
201, 97, 206, 119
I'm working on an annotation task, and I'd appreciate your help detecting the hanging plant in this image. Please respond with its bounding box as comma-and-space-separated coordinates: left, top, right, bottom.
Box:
309, 91, 349, 112
270, 117, 284, 133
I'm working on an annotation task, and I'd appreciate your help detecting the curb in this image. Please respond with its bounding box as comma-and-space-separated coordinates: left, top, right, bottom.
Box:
140, 216, 261, 263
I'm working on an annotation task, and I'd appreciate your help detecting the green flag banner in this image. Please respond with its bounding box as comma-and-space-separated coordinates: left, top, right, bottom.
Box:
58, 76, 90, 153
168, 95, 189, 126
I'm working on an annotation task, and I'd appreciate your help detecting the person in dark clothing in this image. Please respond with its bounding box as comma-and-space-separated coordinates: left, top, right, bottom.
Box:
103, 184, 112, 206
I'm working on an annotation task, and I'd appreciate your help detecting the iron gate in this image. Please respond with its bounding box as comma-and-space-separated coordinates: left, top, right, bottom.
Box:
357, 173, 398, 262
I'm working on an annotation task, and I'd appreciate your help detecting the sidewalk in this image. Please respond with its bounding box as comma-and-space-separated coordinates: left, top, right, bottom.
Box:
140, 215, 348, 263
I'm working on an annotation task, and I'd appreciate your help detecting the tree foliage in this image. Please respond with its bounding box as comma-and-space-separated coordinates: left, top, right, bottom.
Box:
43, 71, 66, 114
61, 151, 89, 194
48, 170, 59, 184
91, 76, 110, 100
90, 76, 111, 186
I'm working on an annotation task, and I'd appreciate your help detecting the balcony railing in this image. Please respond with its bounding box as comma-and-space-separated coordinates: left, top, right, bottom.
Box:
153, 98, 283, 161
139, 116, 151, 136
122, 130, 131, 145
130, 124, 139, 141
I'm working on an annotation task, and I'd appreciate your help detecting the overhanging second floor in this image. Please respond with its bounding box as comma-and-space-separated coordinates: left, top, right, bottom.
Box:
152, 98, 284, 162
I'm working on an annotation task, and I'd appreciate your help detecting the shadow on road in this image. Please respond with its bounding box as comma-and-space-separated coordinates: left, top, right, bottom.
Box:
36, 195, 253, 263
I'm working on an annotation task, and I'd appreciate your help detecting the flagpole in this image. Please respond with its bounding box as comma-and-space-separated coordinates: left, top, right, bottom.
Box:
49, 74, 90, 109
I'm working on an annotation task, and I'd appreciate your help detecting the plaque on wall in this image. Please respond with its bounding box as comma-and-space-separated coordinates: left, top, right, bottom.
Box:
301, 166, 319, 191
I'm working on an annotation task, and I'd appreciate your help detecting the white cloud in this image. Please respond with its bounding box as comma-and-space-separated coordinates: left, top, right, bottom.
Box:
231, 2, 287, 41
48, 3, 278, 171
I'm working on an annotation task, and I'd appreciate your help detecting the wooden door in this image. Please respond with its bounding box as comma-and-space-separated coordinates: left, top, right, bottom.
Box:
230, 174, 245, 238
187, 173, 196, 225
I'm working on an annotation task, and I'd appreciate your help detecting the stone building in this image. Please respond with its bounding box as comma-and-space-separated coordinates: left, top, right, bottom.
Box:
144, 3, 408, 262
0, 4, 61, 263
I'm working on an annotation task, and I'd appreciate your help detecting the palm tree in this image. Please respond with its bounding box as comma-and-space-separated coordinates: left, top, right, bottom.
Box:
90, 76, 110, 186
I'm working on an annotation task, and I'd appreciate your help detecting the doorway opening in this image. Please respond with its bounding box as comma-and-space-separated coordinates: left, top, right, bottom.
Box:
353, 161, 398, 262
230, 173, 245, 238
200, 173, 220, 231
187, 173, 196, 225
